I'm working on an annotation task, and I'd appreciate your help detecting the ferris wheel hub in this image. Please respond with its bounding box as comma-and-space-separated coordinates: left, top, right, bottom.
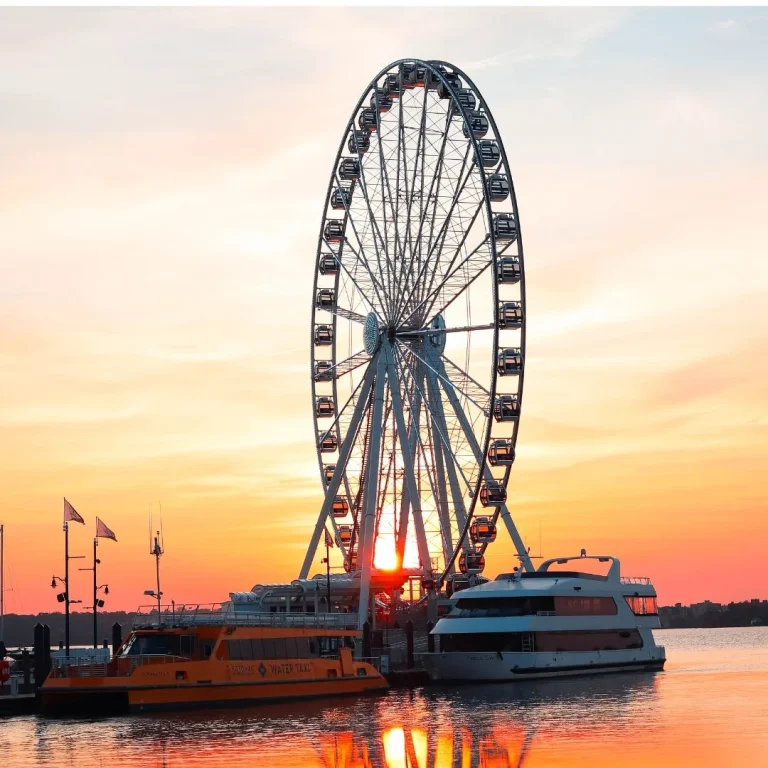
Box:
364, 312, 381, 355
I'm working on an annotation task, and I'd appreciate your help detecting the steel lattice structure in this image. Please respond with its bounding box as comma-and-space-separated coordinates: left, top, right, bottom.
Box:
302, 59, 533, 624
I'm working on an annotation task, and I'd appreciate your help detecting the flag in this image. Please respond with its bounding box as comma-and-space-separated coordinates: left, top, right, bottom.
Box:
324, 528, 334, 548
63, 497, 85, 524
96, 517, 117, 542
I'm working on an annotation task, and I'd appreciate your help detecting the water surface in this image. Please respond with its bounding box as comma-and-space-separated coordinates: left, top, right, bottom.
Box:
2, 627, 766, 767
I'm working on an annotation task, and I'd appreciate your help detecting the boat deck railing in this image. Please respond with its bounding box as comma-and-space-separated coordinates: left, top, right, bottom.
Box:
620, 576, 652, 585
132, 603, 361, 630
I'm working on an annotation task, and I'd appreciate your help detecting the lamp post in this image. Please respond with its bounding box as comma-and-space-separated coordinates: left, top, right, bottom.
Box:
79, 538, 111, 649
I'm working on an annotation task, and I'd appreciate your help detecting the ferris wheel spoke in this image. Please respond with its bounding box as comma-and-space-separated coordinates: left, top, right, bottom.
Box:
405, 234, 491, 330
313, 349, 370, 382
420, 183, 484, 312
354, 134, 396, 320
442, 354, 492, 409
398, 342, 488, 415
395, 108, 454, 325
393, 83, 429, 317
394, 344, 474, 495
322, 236, 381, 318
397, 322, 495, 338
324, 306, 367, 325
331, 174, 392, 316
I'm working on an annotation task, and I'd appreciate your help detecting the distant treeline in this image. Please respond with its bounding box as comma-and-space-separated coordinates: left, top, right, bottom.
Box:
659, 601, 768, 629
1, 612, 133, 648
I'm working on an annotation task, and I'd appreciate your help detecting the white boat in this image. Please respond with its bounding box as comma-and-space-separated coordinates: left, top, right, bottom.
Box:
423, 553, 665, 682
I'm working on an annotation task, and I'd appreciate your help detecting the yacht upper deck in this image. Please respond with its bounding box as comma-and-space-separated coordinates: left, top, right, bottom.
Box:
131, 603, 360, 631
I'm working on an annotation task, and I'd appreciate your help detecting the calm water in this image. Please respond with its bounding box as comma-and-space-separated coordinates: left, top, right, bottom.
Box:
2, 627, 767, 767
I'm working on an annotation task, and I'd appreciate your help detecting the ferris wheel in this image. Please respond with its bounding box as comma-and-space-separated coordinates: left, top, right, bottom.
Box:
301, 59, 533, 618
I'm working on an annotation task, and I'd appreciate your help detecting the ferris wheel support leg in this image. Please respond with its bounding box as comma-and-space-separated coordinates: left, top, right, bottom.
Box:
299, 357, 377, 580
387, 346, 432, 579
395, 362, 424, 567
437, 366, 534, 572
424, 368, 455, 565
424, 346, 470, 553
357, 354, 387, 630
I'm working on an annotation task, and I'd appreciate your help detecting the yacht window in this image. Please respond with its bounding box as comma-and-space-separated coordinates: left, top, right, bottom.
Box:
624, 596, 658, 615
452, 596, 555, 617
535, 630, 643, 652
554, 596, 618, 616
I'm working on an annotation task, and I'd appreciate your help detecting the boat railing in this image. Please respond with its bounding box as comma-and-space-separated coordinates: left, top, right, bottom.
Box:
49, 657, 109, 678
620, 576, 652, 585
132, 603, 361, 630
536, 610, 557, 616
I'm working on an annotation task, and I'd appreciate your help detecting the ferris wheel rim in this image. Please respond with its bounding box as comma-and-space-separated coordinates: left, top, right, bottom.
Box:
307, 58, 527, 588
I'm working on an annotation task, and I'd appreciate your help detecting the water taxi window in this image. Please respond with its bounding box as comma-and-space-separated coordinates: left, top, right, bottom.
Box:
624, 596, 658, 615
122, 634, 181, 657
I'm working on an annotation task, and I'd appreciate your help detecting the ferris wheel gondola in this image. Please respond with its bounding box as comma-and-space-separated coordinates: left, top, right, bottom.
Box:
302, 59, 533, 625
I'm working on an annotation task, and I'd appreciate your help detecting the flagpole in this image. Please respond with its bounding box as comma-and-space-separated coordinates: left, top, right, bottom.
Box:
64, 521, 70, 654
93, 537, 98, 650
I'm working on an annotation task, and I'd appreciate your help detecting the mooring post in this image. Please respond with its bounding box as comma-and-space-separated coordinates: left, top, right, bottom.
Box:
33, 623, 45, 688
426, 620, 435, 653
111, 622, 122, 656
406, 619, 414, 669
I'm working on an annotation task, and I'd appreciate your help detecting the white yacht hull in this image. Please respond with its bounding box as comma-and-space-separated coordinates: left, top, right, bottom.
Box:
423, 648, 666, 682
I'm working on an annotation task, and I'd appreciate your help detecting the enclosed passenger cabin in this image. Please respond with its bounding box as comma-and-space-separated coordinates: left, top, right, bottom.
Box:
344, 552, 358, 573
497, 256, 521, 284
318, 432, 338, 453
499, 301, 524, 329
384, 73, 401, 98
347, 130, 370, 154
324, 464, 336, 487
315, 396, 335, 418
446, 575, 471, 597
401, 63, 427, 88
479, 479, 507, 507
338, 525, 353, 545
479, 140, 501, 168
463, 111, 489, 140
497, 347, 523, 375
339, 158, 360, 181
470, 516, 497, 544
331, 495, 349, 518
319, 253, 340, 275
324, 219, 344, 242
370, 88, 392, 113
314, 360, 333, 381
437, 72, 461, 99
314, 325, 333, 346
487, 174, 510, 202
331, 186, 352, 210
358, 108, 378, 132
315, 288, 336, 311
488, 438, 515, 466
426, 64, 447, 89
459, 551, 486, 575
493, 393, 520, 422
493, 213, 517, 241
452, 88, 477, 115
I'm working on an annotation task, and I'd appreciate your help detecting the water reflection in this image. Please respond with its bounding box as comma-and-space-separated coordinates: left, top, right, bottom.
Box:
39, 672, 658, 768
5, 630, 768, 768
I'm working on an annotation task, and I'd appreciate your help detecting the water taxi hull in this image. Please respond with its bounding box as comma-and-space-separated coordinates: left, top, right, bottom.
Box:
41, 674, 388, 715
423, 650, 665, 683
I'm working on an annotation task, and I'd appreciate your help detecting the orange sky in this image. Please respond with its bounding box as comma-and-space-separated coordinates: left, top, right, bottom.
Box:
1, 9, 767, 614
